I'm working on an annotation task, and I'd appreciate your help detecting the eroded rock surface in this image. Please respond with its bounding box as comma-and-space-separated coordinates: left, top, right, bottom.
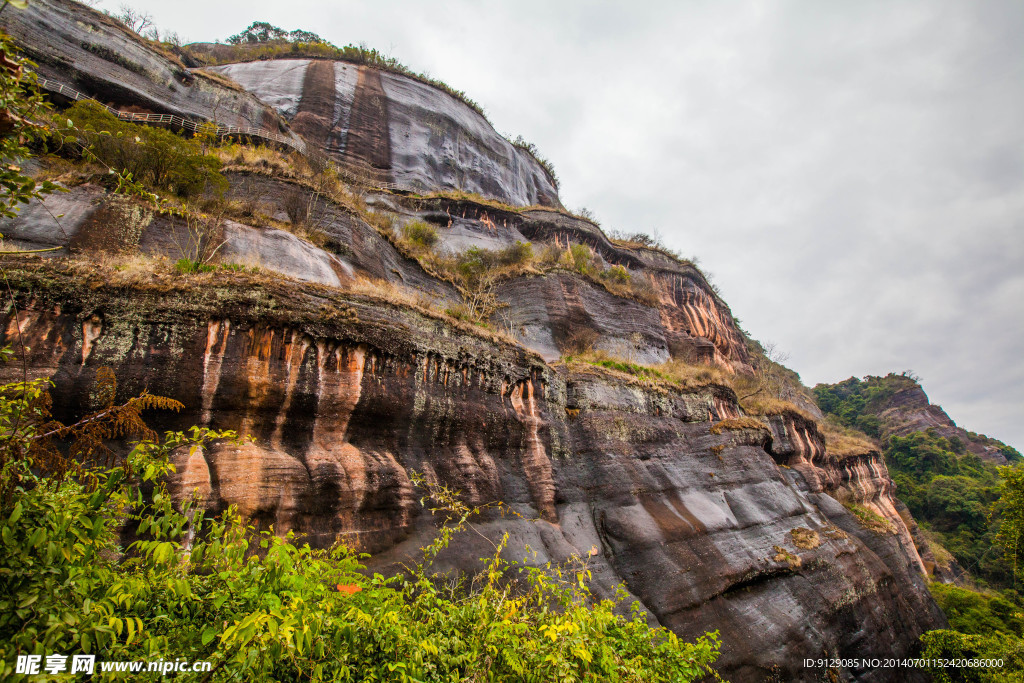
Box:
208, 60, 561, 207
0, 0, 298, 138
0, 10, 952, 678
0, 267, 945, 681
878, 384, 1009, 464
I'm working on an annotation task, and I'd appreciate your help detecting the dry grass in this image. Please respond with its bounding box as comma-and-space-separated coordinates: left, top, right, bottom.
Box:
790, 527, 821, 550
345, 277, 442, 312
709, 417, 768, 435
823, 525, 849, 541
772, 545, 802, 570
412, 189, 520, 213
561, 350, 733, 393
343, 277, 522, 348
193, 68, 248, 93
819, 417, 878, 457
13, 255, 531, 354
216, 144, 303, 179
740, 396, 815, 421
658, 358, 732, 391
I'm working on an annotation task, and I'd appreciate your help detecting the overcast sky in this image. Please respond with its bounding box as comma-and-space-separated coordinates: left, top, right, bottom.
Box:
111, 0, 1024, 450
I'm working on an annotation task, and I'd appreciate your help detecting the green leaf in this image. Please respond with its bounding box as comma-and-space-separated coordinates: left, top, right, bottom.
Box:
8, 501, 22, 524
202, 626, 218, 646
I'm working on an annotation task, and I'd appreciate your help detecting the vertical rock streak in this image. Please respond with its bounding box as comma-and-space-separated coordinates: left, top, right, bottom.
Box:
344, 66, 392, 173
508, 377, 557, 521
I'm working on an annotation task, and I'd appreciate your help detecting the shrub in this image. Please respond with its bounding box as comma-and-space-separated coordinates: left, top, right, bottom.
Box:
928, 584, 1024, 637
498, 239, 533, 266
602, 264, 631, 284
566, 243, 597, 274
402, 220, 439, 249
842, 502, 896, 534
64, 100, 227, 199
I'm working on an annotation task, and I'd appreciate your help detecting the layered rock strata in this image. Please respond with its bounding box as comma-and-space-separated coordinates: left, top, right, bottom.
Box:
4, 178, 750, 371
0, 0, 297, 138
208, 59, 561, 207
0, 8, 953, 678
0, 263, 945, 681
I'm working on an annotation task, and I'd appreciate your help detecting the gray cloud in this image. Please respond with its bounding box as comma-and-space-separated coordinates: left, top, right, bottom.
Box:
119, 0, 1024, 449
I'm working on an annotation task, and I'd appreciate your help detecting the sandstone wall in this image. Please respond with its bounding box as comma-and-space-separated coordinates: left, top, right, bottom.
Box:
208, 60, 561, 207
0, 267, 946, 681
0, 0, 298, 138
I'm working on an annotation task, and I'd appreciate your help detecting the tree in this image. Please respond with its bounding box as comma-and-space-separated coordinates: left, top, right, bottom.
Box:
994, 465, 1024, 584
227, 21, 288, 45
0, 31, 58, 222
112, 4, 154, 35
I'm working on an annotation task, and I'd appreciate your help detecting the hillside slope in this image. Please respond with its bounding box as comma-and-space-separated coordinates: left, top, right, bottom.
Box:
816, 374, 1021, 587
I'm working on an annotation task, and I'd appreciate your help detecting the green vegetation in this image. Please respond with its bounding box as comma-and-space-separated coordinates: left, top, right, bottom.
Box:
918, 468, 1024, 681
174, 257, 215, 274
930, 584, 1024, 637
0, 358, 722, 681
560, 349, 732, 393
375, 224, 658, 325
814, 374, 1022, 587
842, 502, 896, 535
819, 378, 1024, 678
62, 101, 227, 199
402, 220, 439, 250
813, 373, 918, 438
0, 32, 59, 221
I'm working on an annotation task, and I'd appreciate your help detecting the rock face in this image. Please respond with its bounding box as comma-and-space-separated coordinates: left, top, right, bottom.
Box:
3, 175, 751, 371
878, 384, 1008, 464
2, 10, 952, 680
0, 0, 297, 138
208, 60, 561, 207
1, 264, 944, 681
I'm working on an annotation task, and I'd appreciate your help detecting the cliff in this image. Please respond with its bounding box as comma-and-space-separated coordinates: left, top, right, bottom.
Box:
205, 59, 561, 207
0, 0, 297, 139
814, 374, 1021, 589
878, 383, 1012, 464
1, 4, 949, 680
0, 262, 944, 681
816, 374, 1016, 465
